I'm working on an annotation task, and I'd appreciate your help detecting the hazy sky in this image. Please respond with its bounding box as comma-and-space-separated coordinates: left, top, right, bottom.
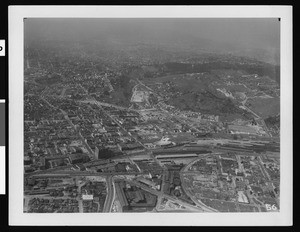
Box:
24, 18, 280, 52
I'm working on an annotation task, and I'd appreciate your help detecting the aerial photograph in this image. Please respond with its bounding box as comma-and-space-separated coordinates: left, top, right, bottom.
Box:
23, 18, 280, 213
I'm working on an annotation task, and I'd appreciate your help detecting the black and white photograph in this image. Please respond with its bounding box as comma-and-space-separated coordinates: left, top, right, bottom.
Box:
8, 6, 293, 226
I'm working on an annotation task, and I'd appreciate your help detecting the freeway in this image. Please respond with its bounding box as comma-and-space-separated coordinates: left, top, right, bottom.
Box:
103, 176, 115, 212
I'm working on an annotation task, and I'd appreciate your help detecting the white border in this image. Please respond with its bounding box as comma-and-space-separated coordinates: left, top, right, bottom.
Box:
0, 101, 5, 194
9, 6, 293, 226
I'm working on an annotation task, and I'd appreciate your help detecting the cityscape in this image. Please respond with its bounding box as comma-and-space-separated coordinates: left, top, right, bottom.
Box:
23, 18, 280, 213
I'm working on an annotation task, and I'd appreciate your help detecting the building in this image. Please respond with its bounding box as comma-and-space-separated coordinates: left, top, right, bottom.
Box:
136, 177, 158, 189
228, 125, 258, 135
69, 153, 89, 164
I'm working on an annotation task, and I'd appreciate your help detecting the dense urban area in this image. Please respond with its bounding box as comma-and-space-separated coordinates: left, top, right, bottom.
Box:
24, 31, 280, 213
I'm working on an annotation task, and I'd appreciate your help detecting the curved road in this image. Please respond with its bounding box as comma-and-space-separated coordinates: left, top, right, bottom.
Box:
179, 156, 219, 212
103, 176, 114, 212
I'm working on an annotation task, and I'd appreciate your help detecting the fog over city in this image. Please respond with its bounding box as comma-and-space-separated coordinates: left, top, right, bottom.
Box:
25, 18, 280, 64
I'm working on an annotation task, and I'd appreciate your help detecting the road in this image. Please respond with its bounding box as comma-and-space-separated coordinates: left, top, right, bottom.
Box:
256, 118, 272, 137
179, 173, 218, 212
24, 165, 75, 178
241, 96, 260, 119
29, 170, 145, 178
103, 176, 115, 212
76, 177, 85, 213
179, 156, 220, 212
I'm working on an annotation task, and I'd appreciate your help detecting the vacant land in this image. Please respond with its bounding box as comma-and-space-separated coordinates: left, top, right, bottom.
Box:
246, 97, 280, 118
